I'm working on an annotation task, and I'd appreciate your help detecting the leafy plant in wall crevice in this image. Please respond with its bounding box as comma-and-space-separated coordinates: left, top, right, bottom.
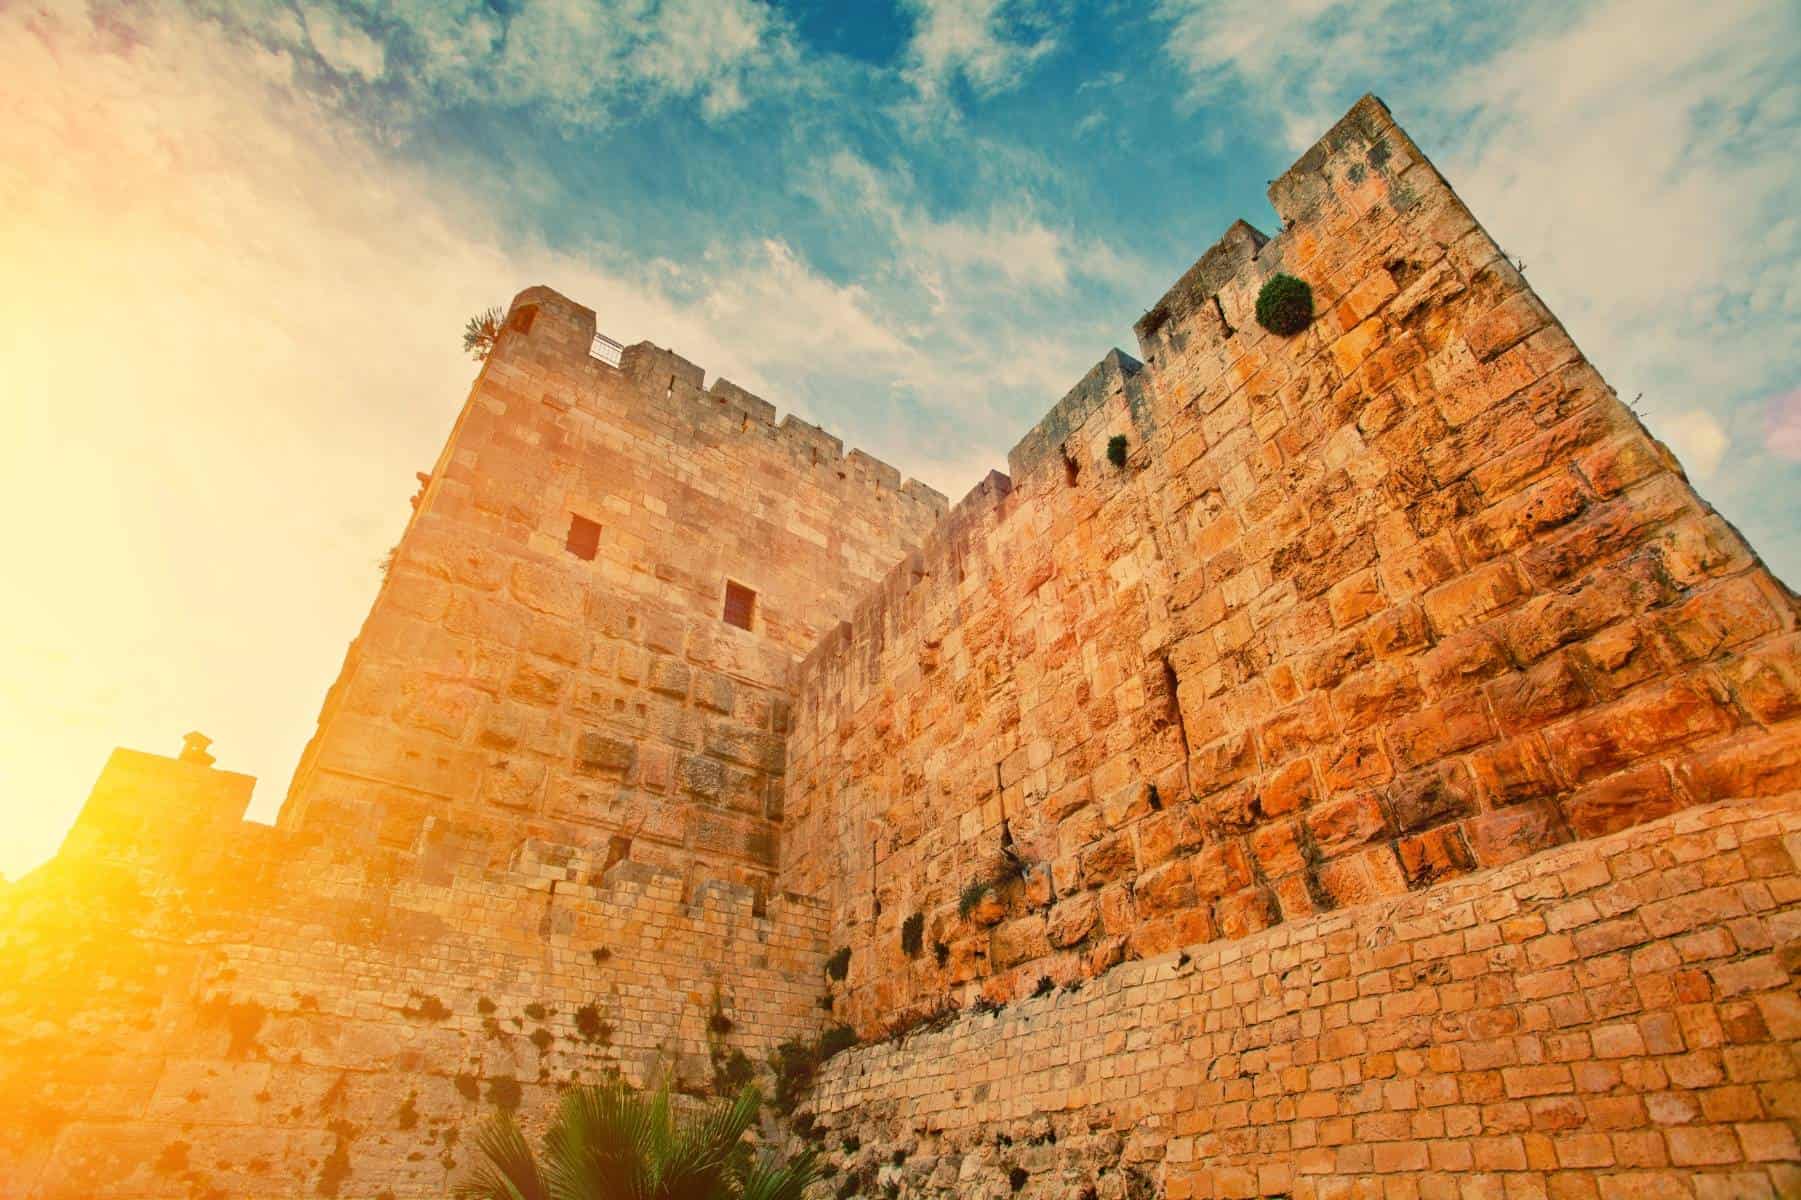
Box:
1255, 273, 1314, 335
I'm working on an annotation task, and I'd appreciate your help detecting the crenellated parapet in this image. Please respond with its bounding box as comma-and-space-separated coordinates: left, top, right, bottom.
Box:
500, 288, 947, 523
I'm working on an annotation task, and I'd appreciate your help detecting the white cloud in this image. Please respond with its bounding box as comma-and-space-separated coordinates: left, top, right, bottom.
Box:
300, 3, 385, 80
901, 0, 1058, 103
1658, 409, 1729, 481
810, 149, 1145, 299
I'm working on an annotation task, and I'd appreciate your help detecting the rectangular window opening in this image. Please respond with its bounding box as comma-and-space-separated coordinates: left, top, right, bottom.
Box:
565, 514, 601, 561
722, 581, 756, 631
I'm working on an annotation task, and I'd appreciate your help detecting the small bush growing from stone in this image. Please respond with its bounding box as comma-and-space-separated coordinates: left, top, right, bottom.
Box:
708, 1009, 734, 1036
523, 1002, 548, 1020
590, 947, 611, 963
933, 940, 950, 967
1032, 975, 1054, 998
712, 1047, 754, 1096
900, 911, 925, 958
454, 1074, 480, 1102
404, 993, 451, 1022
1010, 1166, 1030, 1191
825, 946, 851, 981
1107, 434, 1129, 467
770, 1039, 819, 1115
529, 1028, 553, 1053
1255, 273, 1313, 335
476, 997, 496, 1015
842, 1134, 861, 1153
819, 1025, 858, 1059
957, 879, 992, 918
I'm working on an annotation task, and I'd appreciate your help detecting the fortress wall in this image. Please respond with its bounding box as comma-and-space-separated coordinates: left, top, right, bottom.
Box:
281, 286, 945, 887
781, 95, 1800, 1044
0, 756, 829, 1199
806, 797, 1801, 1199
1, 289, 949, 1198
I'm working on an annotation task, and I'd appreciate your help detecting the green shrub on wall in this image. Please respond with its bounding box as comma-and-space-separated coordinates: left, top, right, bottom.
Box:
1255, 273, 1313, 335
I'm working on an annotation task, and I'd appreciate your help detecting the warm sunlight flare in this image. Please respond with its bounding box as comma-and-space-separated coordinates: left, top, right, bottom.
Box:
1, 2, 1797, 1198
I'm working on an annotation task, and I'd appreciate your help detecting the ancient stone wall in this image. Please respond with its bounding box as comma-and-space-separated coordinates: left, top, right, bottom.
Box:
3, 93, 1798, 1200
282, 284, 945, 889
806, 796, 1801, 1200
781, 96, 1800, 1046
0, 751, 828, 1198
0, 290, 944, 1198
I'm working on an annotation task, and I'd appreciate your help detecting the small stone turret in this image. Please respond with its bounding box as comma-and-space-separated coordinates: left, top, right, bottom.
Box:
178, 730, 216, 767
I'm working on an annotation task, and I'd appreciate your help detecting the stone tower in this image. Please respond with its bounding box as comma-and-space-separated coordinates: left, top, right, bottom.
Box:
278, 287, 945, 892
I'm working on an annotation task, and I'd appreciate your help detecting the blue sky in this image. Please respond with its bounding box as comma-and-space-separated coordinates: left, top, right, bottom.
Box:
0, 0, 1796, 875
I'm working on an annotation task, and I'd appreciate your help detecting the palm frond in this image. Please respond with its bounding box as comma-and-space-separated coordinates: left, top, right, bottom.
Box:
657, 1086, 760, 1200
462, 305, 506, 361
736, 1145, 820, 1200
453, 1115, 549, 1200
543, 1079, 657, 1200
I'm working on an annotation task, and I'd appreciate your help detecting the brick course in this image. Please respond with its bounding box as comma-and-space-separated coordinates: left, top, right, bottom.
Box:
808, 799, 1801, 1199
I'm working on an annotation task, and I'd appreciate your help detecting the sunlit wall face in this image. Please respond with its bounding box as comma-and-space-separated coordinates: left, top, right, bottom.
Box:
1, 0, 1797, 881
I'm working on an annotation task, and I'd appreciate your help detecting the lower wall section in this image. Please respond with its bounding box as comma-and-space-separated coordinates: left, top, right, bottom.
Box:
807, 795, 1801, 1200
0, 828, 828, 1199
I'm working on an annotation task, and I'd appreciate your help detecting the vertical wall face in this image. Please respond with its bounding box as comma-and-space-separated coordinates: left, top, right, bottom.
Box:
281, 288, 945, 886
808, 798, 1801, 1200
781, 95, 1800, 1043
1, 750, 838, 1200
0, 292, 948, 1200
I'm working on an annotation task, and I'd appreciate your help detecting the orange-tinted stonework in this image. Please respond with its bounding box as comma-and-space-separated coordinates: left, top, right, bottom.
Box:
2, 95, 1797, 1199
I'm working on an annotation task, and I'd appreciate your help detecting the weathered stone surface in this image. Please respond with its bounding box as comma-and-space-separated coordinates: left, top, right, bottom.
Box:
576, 730, 636, 775
7, 95, 1800, 1200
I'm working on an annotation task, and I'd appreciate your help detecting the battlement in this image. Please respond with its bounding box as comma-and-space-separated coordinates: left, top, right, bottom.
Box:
791, 96, 1426, 733
499, 286, 948, 520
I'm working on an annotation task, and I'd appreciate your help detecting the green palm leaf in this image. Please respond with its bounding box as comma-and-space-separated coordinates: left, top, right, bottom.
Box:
736, 1145, 819, 1200
452, 1114, 548, 1200
451, 1076, 806, 1200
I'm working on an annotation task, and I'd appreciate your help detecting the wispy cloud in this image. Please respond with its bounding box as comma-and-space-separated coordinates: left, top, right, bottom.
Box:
899, 0, 1059, 103
213, 0, 798, 127
1766, 390, 1801, 462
